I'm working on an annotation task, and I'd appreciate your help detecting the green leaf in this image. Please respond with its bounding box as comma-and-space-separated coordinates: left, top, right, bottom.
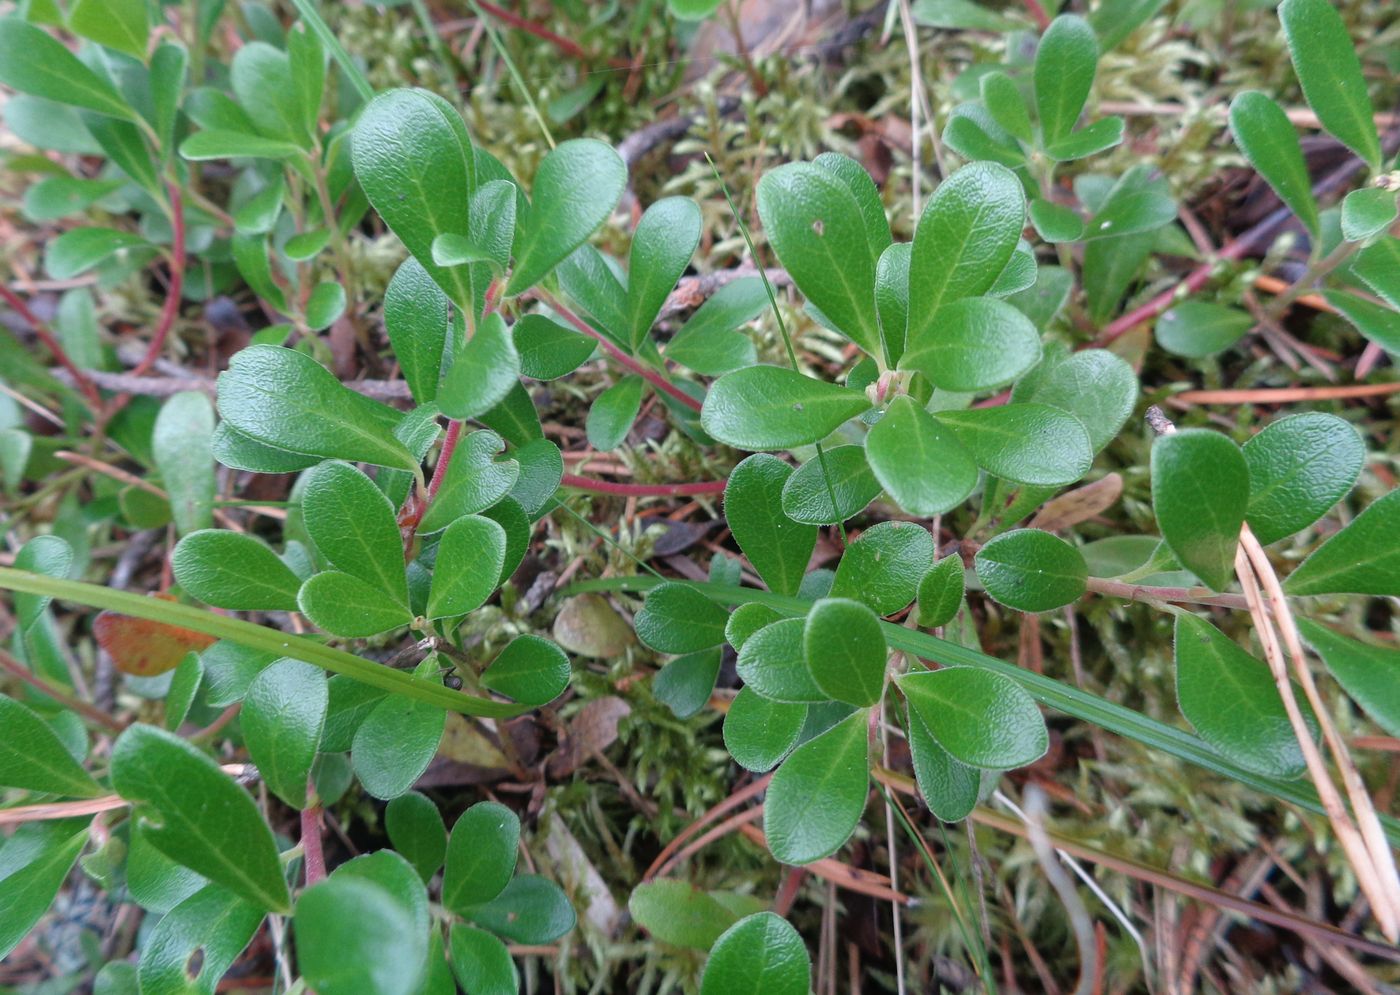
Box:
504, 437, 562, 516
352, 677, 447, 799
701, 912, 810, 995
294, 877, 422, 995
0, 696, 101, 797
1244, 413, 1364, 546
830, 520, 935, 616
1279, 0, 1382, 172
172, 530, 303, 610
899, 297, 1042, 393
724, 454, 817, 596
302, 460, 409, 604
988, 241, 1038, 297
804, 597, 887, 706
974, 528, 1087, 612
514, 314, 595, 380
242, 660, 326, 810
111, 724, 291, 912
427, 515, 506, 619
22, 175, 124, 222
386, 792, 448, 884
217, 346, 417, 470
1044, 116, 1125, 161
299, 571, 413, 638
443, 801, 519, 914
936, 404, 1093, 486
1010, 348, 1137, 454
1155, 301, 1253, 358
981, 71, 1032, 144
756, 161, 883, 358
462, 875, 575, 943
482, 634, 570, 706
907, 162, 1025, 346
1297, 620, 1400, 738
942, 104, 1027, 167
1352, 237, 1400, 309
506, 139, 627, 296
1089, 0, 1167, 51
0, 427, 31, 493
45, 227, 148, 279
1324, 290, 1400, 354
179, 129, 306, 160
440, 312, 521, 420
1229, 91, 1320, 239
725, 603, 783, 651
419, 430, 520, 534
865, 395, 979, 516
384, 258, 451, 405
723, 688, 806, 772
917, 556, 965, 628
448, 924, 519, 995
353, 89, 476, 311
1029, 199, 1085, 242
636, 582, 730, 653
231, 41, 306, 146
703, 367, 870, 451
1340, 187, 1398, 243
629, 880, 738, 950
654, 648, 722, 719
1034, 15, 1099, 146
306, 281, 347, 331
286, 21, 325, 140
1286, 489, 1400, 596
906, 709, 980, 821
737, 618, 827, 703
1082, 168, 1178, 240
814, 151, 893, 261
629, 197, 702, 347
0, 820, 92, 961
557, 245, 629, 347
764, 710, 869, 864
586, 375, 644, 452
898, 667, 1048, 769
1151, 429, 1248, 591
911, 0, 1021, 30
0, 19, 135, 120
1174, 614, 1307, 779
467, 179, 519, 273
781, 446, 880, 525
136, 884, 264, 995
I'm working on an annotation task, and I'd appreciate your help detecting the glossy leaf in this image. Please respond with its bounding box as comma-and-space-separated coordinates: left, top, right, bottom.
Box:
723, 688, 806, 772
737, 618, 828, 703
654, 648, 722, 719
385, 792, 448, 884
303, 460, 409, 604
1151, 429, 1248, 591
172, 530, 303, 611
506, 139, 627, 295
1279, 0, 1381, 171
0, 19, 135, 120
111, 725, 291, 912
1244, 413, 1364, 545
1029, 199, 1085, 242
830, 520, 935, 616
865, 395, 979, 516
636, 582, 730, 653
629, 880, 738, 950
1045, 116, 1125, 161
1034, 15, 1099, 146
781, 446, 881, 525
900, 296, 1042, 393
701, 367, 870, 450
0, 696, 101, 797
462, 875, 576, 943
217, 346, 416, 470
443, 801, 519, 913
936, 404, 1093, 486
804, 597, 887, 706
898, 667, 1048, 769
384, 258, 451, 405
764, 710, 869, 864
352, 679, 446, 799
1340, 187, 1398, 243
975, 528, 1087, 612
1298, 620, 1400, 738
906, 709, 980, 821
137, 884, 263, 995
1011, 348, 1137, 453
586, 375, 644, 451
427, 514, 507, 620
152, 391, 215, 536
440, 312, 521, 420
482, 634, 571, 706
629, 197, 702, 347
45, 227, 149, 279
179, 129, 304, 160
907, 162, 1025, 347
725, 454, 817, 596
242, 660, 326, 809
299, 571, 413, 637
700, 912, 810, 995
294, 876, 422, 995
514, 314, 595, 380
1156, 301, 1253, 358
1325, 290, 1400, 354
1353, 238, 1400, 309
230, 42, 304, 146
756, 161, 883, 358
449, 924, 519, 995
419, 430, 520, 533
1286, 489, 1400, 597
0, 820, 93, 961
306, 282, 346, 331
814, 151, 892, 260
1229, 91, 1320, 238
981, 70, 1032, 143
1175, 614, 1307, 779
917, 556, 965, 628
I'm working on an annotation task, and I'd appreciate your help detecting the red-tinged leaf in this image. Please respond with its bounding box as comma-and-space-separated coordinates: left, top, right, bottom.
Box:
94, 597, 217, 676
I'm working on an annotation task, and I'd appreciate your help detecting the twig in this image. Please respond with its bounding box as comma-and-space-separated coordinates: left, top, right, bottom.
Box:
560, 473, 725, 498
302, 802, 326, 885
1020, 786, 1098, 995
0, 284, 102, 406
1084, 576, 1249, 610
0, 646, 125, 733
1173, 383, 1400, 405
130, 185, 186, 378
0, 764, 254, 826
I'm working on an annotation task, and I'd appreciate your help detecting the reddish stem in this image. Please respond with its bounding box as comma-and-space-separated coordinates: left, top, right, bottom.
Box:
561, 473, 726, 497
1022, 0, 1052, 30
132, 185, 186, 378
538, 292, 705, 414
0, 284, 102, 407
301, 803, 326, 885
474, 0, 630, 69
426, 419, 464, 502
